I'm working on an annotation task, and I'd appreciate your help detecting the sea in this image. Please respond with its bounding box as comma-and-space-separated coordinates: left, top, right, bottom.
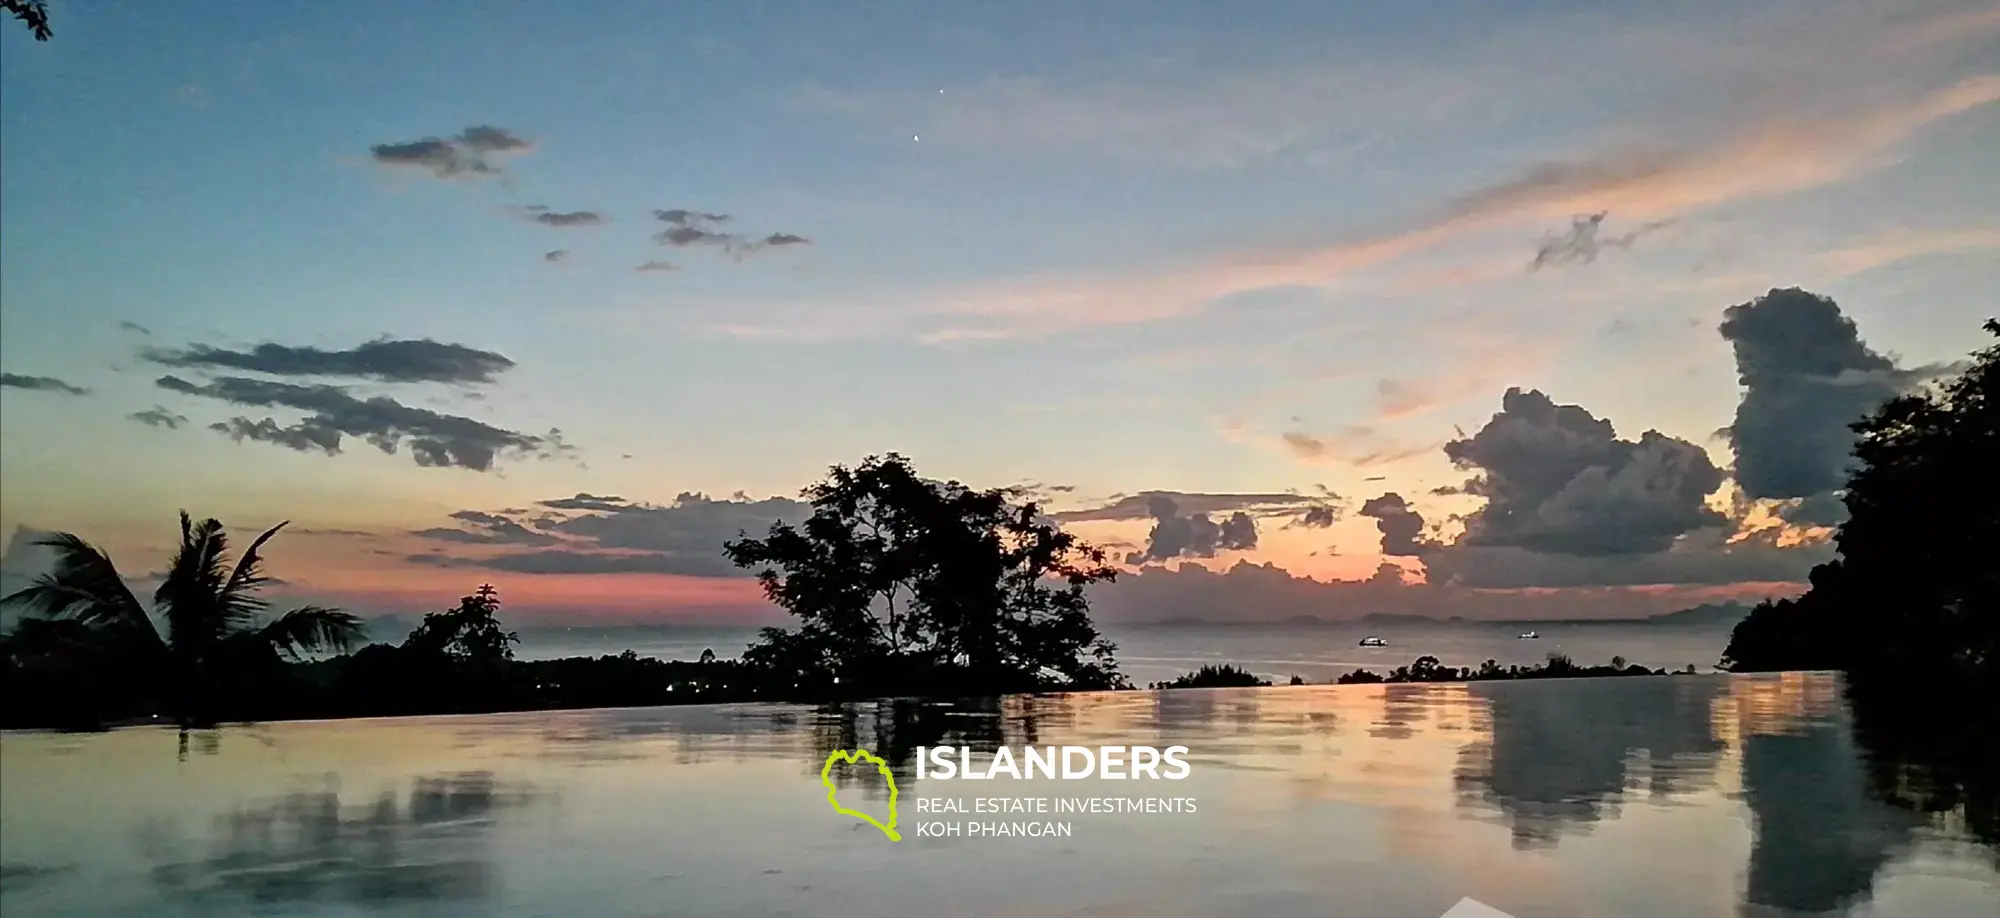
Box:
510, 619, 1739, 687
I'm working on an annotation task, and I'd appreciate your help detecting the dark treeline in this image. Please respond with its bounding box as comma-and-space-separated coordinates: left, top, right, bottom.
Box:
1335, 653, 1699, 684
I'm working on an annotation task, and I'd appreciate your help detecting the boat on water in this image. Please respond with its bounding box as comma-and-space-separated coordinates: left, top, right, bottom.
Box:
1358, 636, 1388, 647
1518, 631, 1540, 639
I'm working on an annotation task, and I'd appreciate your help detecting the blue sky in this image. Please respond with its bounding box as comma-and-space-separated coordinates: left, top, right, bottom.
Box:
2, 0, 1996, 622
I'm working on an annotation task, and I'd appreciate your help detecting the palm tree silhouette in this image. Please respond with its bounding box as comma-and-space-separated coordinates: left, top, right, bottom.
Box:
2, 512, 363, 726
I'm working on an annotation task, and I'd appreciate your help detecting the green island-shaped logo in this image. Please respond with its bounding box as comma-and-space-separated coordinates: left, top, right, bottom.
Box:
821, 748, 901, 841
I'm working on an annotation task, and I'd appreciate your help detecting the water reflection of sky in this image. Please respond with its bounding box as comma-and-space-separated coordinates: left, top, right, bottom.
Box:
1, 674, 1993, 917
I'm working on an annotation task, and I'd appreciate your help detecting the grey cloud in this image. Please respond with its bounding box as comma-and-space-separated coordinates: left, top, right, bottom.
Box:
1051, 490, 1326, 523
0, 374, 89, 396
128, 406, 189, 429
651, 209, 810, 259
1719, 288, 1935, 513
538, 493, 629, 512
1421, 528, 1829, 589
1443, 387, 1727, 556
158, 375, 553, 471
209, 417, 343, 454
1359, 493, 1430, 556
1528, 211, 1672, 271
544, 250, 569, 264
142, 337, 515, 385
409, 491, 814, 577
118, 321, 152, 336
411, 510, 562, 547
370, 125, 532, 179
1124, 495, 1257, 565
523, 206, 605, 228
652, 209, 735, 248
1293, 505, 1339, 529
635, 260, 677, 273
654, 209, 731, 225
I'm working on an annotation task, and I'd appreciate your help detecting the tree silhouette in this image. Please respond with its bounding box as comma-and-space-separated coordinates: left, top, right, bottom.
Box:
0, 512, 363, 726
405, 584, 518, 664
1724, 319, 1998, 680
6, 1, 51, 41
1152, 664, 1269, 689
724, 453, 1125, 696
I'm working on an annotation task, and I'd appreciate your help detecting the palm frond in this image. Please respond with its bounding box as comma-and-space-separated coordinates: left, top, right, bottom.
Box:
0, 532, 161, 648
155, 513, 235, 648
217, 521, 288, 628
5, 1, 53, 42
257, 606, 364, 661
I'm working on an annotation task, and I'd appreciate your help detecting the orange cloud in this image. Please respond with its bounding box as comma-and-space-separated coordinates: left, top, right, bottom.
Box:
1816, 227, 2000, 277
865, 77, 2000, 343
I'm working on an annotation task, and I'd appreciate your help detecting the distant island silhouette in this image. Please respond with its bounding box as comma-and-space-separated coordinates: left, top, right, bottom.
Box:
1140, 602, 1749, 629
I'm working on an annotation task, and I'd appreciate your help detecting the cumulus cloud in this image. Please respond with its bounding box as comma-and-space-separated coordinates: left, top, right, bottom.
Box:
0, 374, 88, 395
369, 125, 532, 178
1528, 211, 1672, 270
142, 338, 515, 385
128, 406, 189, 429
157, 375, 554, 471
651, 209, 811, 259
1359, 493, 1430, 556
1442, 387, 1727, 556
1123, 495, 1258, 565
409, 491, 814, 577
1719, 288, 1939, 518
521, 206, 605, 228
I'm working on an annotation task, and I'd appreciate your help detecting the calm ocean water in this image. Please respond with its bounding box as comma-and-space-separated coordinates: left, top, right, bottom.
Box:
513, 621, 1738, 687
2, 673, 1994, 916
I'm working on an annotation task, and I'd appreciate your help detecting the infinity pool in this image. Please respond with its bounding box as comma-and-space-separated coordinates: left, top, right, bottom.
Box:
2, 673, 1994, 917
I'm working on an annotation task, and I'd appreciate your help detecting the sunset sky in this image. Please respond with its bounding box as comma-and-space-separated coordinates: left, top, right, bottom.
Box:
2, 0, 1996, 623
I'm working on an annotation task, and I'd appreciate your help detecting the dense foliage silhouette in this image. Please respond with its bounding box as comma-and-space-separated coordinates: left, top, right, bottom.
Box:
724, 453, 1127, 697
0, 513, 363, 726
1151, 664, 1270, 689
1723, 319, 1999, 682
